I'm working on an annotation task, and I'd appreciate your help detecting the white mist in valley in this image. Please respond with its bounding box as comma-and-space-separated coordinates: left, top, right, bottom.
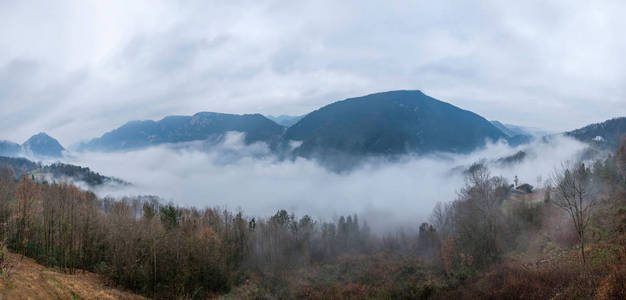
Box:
68, 133, 588, 231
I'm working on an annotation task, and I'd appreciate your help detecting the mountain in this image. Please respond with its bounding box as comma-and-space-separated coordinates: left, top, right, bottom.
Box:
284, 90, 508, 157
491, 121, 521, 137
21, 132, 65, 158
566, 117, 626, 150
490, 121, 531, 146
491, 121, 550, 138
266, 115, 305, 127
0, 133, 65, 159
79, 112, 285, 152
0, 140, 21, 157
490, 121, 533, 146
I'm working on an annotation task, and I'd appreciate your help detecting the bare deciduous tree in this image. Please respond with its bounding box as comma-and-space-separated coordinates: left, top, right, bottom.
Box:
15, 175, 39, 257
552, 162, 597, 263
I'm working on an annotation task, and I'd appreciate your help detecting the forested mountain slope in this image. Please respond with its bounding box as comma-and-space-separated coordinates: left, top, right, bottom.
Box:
566, 117, 626, 150
285, 90, 509, 156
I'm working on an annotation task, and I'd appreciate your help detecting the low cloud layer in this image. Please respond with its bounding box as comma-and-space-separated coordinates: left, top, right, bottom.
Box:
68, 133, 588, 231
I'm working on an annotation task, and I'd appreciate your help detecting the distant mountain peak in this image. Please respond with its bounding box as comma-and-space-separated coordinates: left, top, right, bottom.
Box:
27, 132, 53, 140
22, 132, 65, 157
284, 90, 509, 159
24, 132, 58, 144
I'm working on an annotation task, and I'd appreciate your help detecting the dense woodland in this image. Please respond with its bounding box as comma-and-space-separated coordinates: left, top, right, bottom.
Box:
0, 140, 625, 299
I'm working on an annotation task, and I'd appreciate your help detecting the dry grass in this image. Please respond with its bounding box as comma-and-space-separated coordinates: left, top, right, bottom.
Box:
0, 252, 146, 300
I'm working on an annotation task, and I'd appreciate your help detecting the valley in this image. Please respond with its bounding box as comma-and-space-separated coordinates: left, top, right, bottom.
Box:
2, 2, 625, 298
0, 90, 624, 299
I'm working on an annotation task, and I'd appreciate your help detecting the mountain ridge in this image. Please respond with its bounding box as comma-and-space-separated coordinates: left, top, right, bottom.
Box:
74, 90, 536, 159
565, 117, 626, 150
79, 112, 285, 152
284, 90, 509, 157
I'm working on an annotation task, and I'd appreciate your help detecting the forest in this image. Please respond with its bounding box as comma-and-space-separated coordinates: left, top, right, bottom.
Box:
0, 140, 624, 299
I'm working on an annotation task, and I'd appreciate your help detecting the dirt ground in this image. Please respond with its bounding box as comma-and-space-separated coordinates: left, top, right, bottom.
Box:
0, 252, 145, 300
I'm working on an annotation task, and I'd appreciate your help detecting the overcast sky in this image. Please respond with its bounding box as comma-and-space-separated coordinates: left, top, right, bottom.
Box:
1, 0, 625, 146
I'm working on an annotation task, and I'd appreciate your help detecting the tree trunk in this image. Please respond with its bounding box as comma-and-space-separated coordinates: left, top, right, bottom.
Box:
580, 235, 586, 264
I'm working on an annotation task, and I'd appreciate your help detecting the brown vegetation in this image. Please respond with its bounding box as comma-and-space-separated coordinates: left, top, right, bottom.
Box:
0, 251, 145, 299
0, 140, 624, 299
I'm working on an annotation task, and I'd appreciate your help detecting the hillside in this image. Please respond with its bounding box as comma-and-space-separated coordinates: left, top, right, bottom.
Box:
566, 117, 626, 150
0, 251, 145, 300
0, 156, 126, 187
79, 112, 285, 152
284, 90, 509, 157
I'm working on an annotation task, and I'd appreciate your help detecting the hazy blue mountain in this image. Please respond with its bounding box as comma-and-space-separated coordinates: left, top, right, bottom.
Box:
565, 117, 626, 150
490, 121, 533, 146
284, 90, 509, 157
491, 121, 550, 138
79, 112, 285, 152
266, 115, 305, 127
0, 140, 21, 157
22, 132, 65, 158
491, 121, 520, 137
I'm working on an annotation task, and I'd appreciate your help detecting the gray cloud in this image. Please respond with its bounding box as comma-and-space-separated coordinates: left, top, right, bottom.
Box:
1, 0, 625, 145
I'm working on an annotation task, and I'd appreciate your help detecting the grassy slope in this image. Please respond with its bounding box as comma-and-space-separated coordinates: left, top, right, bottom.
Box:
0, 252, 145, 300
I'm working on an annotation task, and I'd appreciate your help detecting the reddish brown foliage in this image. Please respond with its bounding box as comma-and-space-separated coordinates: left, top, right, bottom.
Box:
440, 237, 455, 276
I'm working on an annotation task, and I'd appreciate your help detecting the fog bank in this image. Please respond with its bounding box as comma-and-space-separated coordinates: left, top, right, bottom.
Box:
68, 133, 588, 231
